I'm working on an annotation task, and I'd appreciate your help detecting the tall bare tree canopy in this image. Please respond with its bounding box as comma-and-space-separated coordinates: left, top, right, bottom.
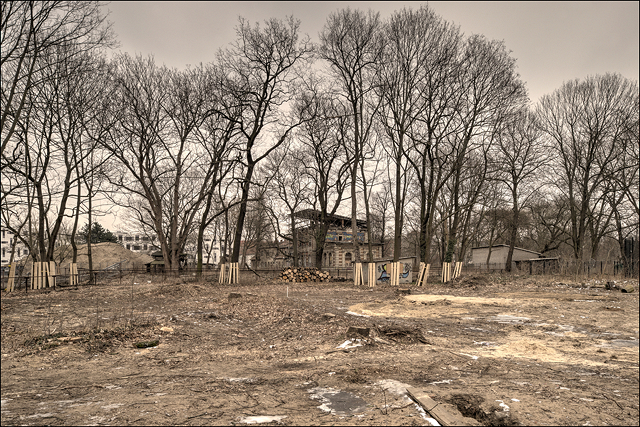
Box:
537, 73, 639, 261
218, 16, 313, 265
1, 0, 116, 157
319, 7, 383, 263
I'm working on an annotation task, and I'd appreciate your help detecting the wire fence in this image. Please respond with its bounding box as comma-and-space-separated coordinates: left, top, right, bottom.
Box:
1, 257, 636, 292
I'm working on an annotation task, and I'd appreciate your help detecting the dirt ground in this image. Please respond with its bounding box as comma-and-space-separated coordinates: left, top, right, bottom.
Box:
1, 273, 638, 426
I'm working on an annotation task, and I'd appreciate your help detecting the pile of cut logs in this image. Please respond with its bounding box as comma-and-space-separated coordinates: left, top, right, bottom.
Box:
280, 267, 332, 282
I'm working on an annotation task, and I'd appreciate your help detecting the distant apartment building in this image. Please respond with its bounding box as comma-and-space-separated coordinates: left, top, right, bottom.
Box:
184, 235, 224, 267
115, 231, 159, 253
116, 230, 223, 267
1, 227, 30, 266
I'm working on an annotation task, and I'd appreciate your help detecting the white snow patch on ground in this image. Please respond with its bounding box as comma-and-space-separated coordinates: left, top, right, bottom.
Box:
336, 339, 364, 349
496, 400, 510, 411
345, 311, 370, 317
239, 415, 287, 424
414, 404, 441, 426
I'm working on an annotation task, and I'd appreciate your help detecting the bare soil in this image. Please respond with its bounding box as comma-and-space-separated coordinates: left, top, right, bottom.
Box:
1, 273, 638, 426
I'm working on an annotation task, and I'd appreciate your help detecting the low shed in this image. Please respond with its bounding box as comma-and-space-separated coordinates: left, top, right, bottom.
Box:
471, 245, 543, 270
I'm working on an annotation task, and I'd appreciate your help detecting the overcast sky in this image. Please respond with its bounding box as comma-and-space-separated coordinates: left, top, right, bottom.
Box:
104, 1, 639, 104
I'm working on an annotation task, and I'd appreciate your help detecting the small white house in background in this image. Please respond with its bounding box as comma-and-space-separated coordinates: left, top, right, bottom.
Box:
471, 244, 543, 270
1, 227, 30, 266
114, 231, 159, 253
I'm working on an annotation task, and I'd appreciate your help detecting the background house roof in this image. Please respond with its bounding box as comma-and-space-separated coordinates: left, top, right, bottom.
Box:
293, 209, 367, 229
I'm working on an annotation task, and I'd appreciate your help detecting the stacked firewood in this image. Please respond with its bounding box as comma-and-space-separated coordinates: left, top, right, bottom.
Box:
280, 267, 332, 283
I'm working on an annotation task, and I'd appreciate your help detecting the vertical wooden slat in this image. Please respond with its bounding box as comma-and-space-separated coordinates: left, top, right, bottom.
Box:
7, 263, 16, 292
48, 261, 56, 288
368, 262, 375, 287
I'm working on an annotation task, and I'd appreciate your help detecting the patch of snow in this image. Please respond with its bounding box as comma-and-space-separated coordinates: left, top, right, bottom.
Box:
345, 311, 370, 317
25, 413, 56, 418
414, 404, 441, 425
496, 400, 510, 411
458, 353, 479, 359
101, 403, 123, 410
336, 339, 363, 349
239, 415, 287, 424
374, 379, 413, 398
429, 379, 453, 385
227, 378, 256, 383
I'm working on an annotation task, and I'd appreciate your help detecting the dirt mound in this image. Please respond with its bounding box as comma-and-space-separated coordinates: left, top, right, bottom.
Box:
449, 274, 491, 287
56, 242, 153, 270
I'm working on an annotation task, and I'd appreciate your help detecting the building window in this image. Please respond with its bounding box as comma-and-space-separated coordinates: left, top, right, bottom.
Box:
345, 252, 352, 263
126, 244, 130, 250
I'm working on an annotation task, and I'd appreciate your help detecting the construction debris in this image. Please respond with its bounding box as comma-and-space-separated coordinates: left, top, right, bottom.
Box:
375, 324, 429, 344
606, 281, 635, 293
406, 387, 480, 426
280, 267, 332, 283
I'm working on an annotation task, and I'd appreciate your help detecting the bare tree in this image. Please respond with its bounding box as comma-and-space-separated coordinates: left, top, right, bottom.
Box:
295, 92, 350, 267
537, 73, 639, 261
494, 108, 548, 271
1, 0, 116, 157
524, 196, 572, 255
105, 55, 219, 272
319, 7, 384, 264
376, 4, 448, 263
442, 35, 527, 263
263, 145, 311, 267
602, 94, 639, 274
399, 10, 463, 265
192, 63, 243, 276
2, 40, 102, 264
218, 16, 312, 270
370, 182, 393, 257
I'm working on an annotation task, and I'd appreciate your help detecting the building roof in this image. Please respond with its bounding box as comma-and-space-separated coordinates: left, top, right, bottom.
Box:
293, 209, 367, 229
471, 244, 542, 257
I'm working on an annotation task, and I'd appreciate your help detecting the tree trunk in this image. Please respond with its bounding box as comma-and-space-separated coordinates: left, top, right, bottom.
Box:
231, 167, 254, 264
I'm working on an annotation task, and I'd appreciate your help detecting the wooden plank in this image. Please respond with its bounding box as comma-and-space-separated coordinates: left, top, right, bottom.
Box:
49, 261, 56, 288
406, 387, 469, 426
33, 262, 40, 289
7, 263, 16, 292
